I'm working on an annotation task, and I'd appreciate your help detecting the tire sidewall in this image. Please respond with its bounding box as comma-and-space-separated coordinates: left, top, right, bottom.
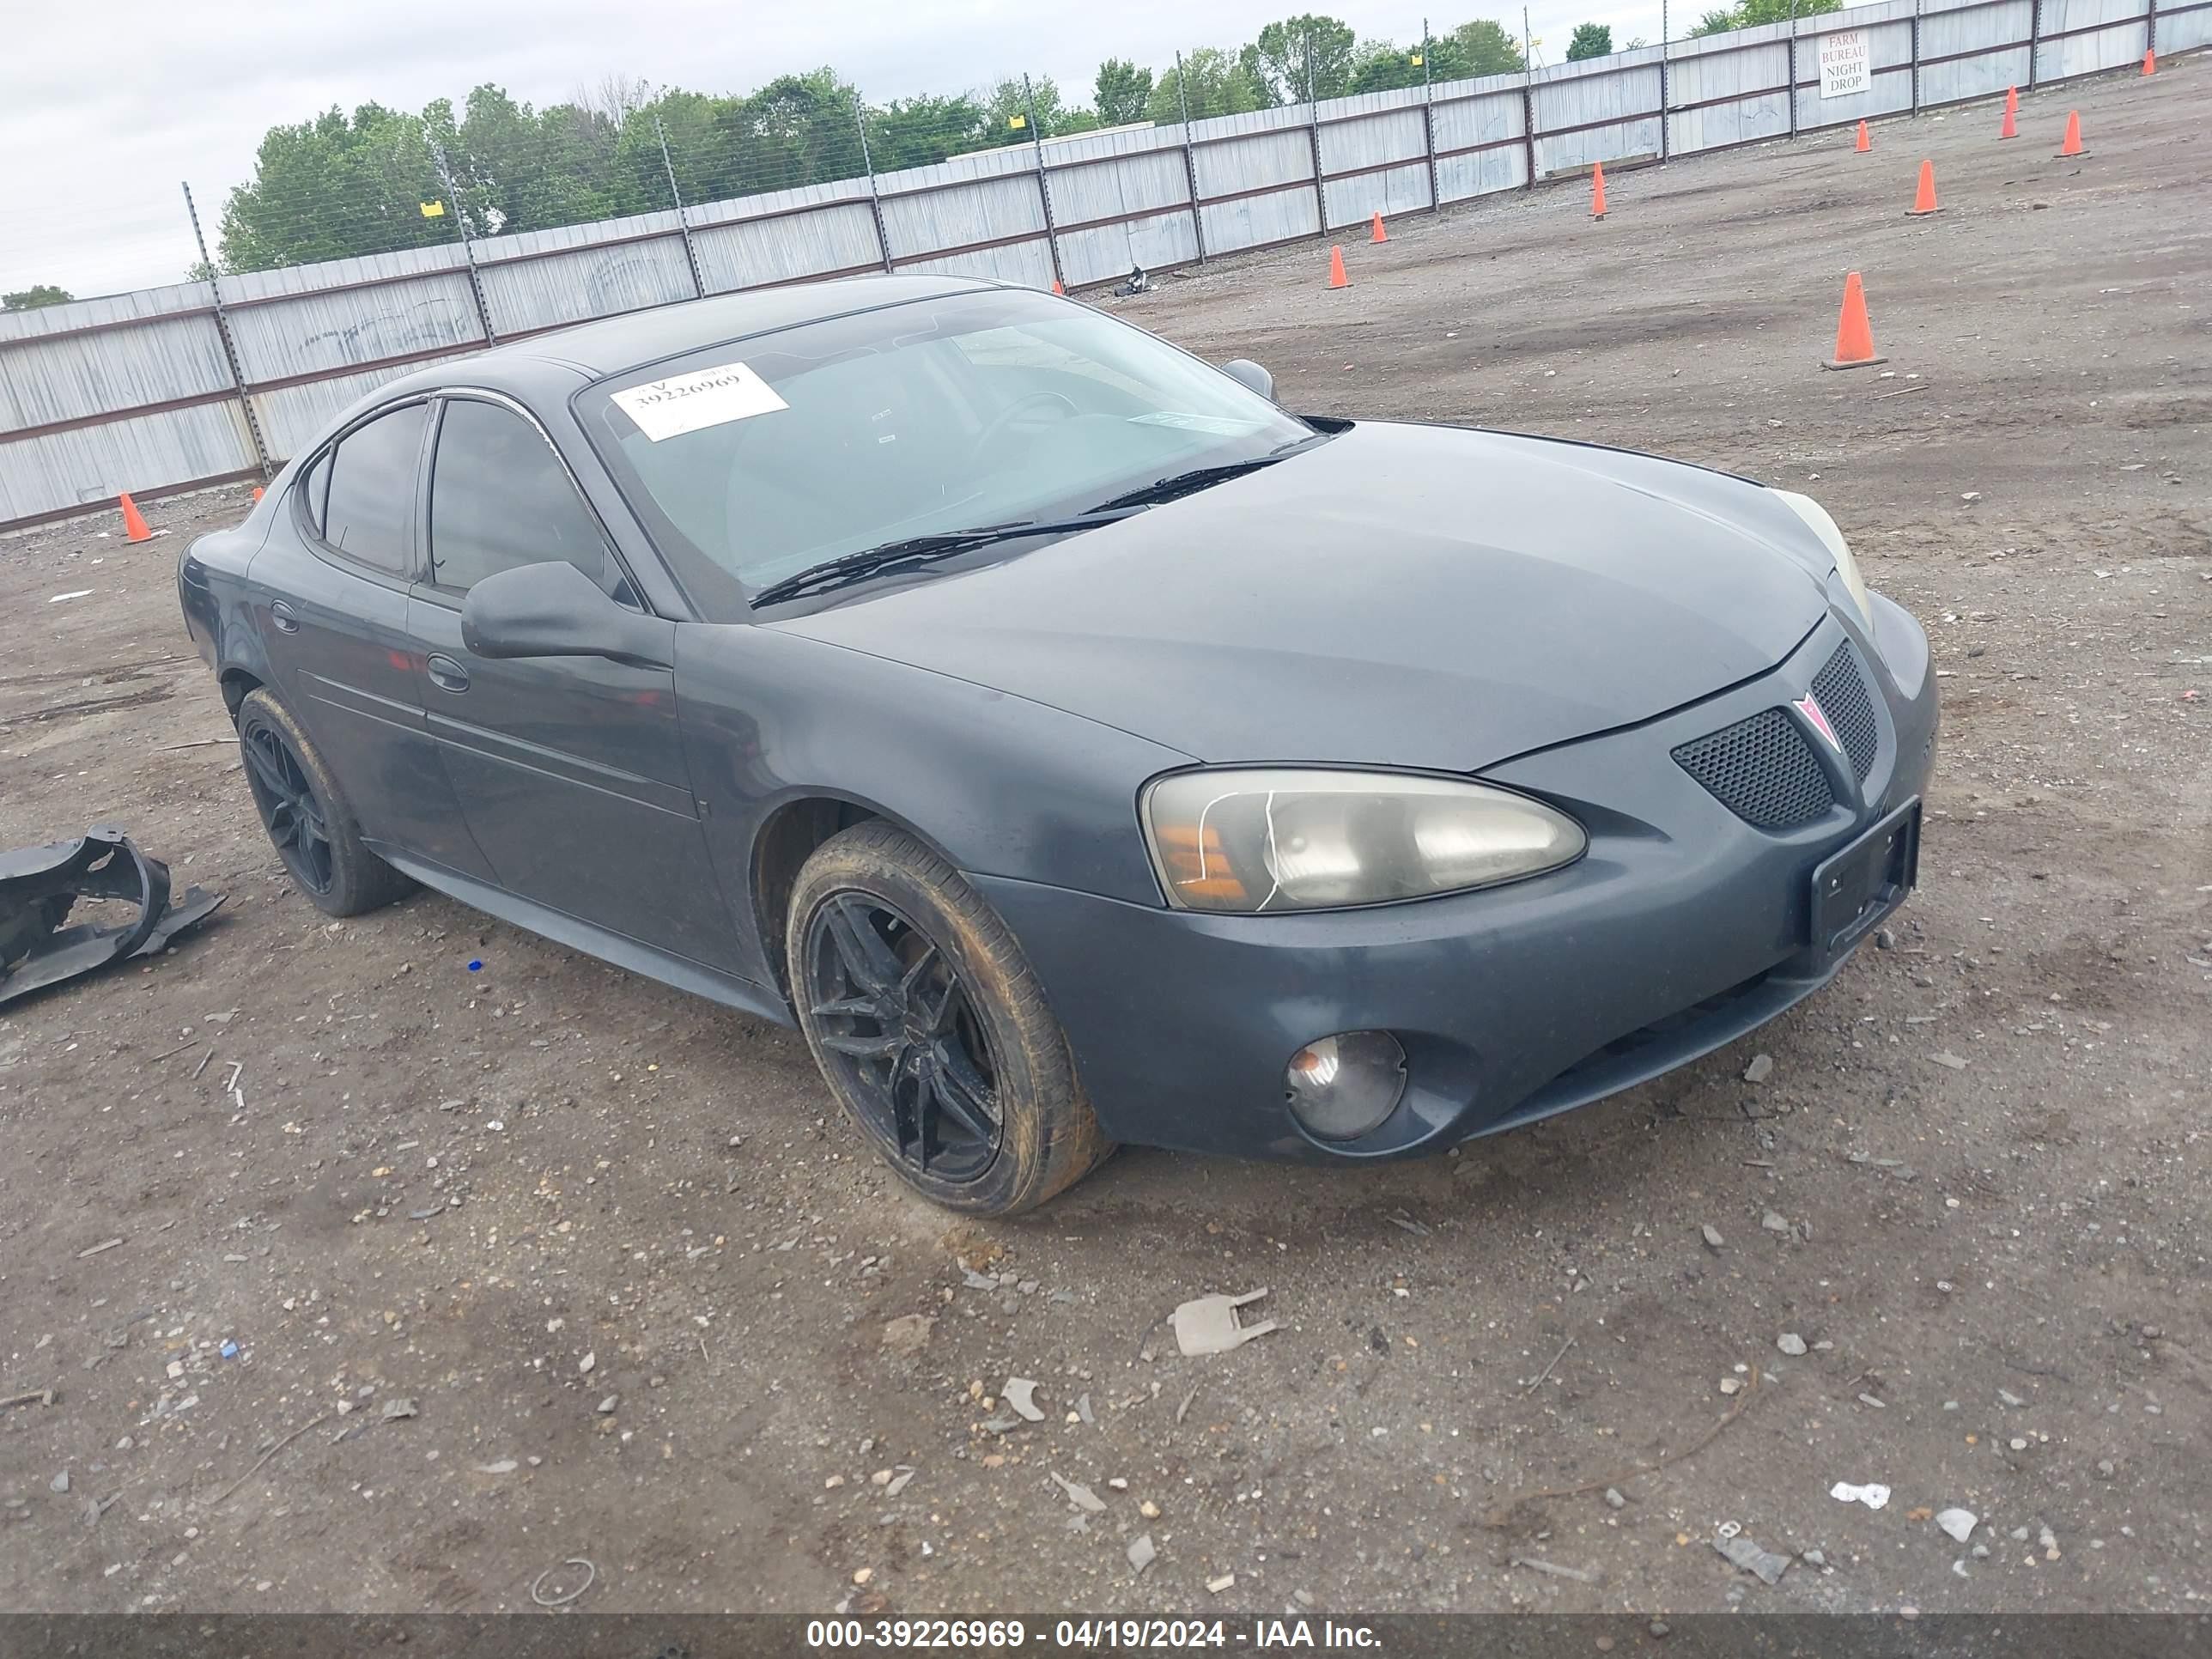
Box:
235, 689, 394, 919
787, 826, 1091, 1215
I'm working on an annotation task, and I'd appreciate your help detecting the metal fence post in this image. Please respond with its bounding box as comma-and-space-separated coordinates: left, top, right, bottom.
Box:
1420, 18, 1442, 214
1024, 75, 1066, 290
179, 182, 270, 478
1788, 23, 1801, 137
433, 149, 499, 346
2147, 0, 2157, 52
1659, 0, 1672, 162
852, 92, 894, 273
2028, 0, 2041, 87
1522, 78, 1538, 188
1176, 52, 1207, 264
1304, 31, 1328, 234
653, 116, 707, 299
1911, 0, 1923, 113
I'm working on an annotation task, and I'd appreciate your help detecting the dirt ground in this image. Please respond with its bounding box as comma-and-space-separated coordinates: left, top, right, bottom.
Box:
2, 64, 2207, 1620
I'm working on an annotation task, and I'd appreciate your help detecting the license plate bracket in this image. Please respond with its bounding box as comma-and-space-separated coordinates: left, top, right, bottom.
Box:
1811, 798, 1921, 961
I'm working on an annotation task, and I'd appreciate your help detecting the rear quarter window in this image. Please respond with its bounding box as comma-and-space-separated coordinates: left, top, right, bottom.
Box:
319, 402, 431, 576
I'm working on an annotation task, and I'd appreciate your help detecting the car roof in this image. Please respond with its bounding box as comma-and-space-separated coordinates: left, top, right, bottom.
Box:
367, 273, 1002, 413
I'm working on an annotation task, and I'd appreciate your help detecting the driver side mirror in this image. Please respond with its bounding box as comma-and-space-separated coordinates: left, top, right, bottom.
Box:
461, 561, 675, 670
1220, 359, 1275, 401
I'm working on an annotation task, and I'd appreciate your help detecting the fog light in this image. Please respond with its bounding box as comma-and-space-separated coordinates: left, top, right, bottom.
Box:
1285, 1031, 1407, 1141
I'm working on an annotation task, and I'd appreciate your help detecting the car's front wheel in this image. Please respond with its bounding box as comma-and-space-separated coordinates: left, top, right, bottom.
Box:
787, 821, 1112, 1215
235, 689, 415, 918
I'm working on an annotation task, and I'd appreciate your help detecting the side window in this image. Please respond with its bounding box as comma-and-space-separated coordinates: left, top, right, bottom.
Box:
320, 403, 430, 575
428, 399, 627, 600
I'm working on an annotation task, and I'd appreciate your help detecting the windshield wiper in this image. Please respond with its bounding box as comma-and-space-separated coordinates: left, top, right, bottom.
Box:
749, 511, 1139, 607
1085, 447, 1305, 514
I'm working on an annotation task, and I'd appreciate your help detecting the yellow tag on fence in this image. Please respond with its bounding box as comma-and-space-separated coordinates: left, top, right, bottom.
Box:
1006, 113, 1026, 130
419, 201, 446, 218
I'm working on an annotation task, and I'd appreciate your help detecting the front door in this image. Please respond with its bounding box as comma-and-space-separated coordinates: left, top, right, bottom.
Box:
407, 394, 744, 972
257, 399, 495, 882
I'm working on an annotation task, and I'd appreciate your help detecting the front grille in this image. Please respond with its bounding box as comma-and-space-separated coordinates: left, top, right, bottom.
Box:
1811, 642, 1880, 781
1673, 708, 1837, 829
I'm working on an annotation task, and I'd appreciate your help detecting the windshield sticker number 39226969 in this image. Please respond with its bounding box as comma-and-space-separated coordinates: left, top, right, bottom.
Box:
611, 361, 790, 442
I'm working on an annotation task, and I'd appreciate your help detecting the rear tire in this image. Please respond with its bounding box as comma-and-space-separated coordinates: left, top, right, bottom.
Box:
787, 820, 1112, 1216
235, 689, 414, 918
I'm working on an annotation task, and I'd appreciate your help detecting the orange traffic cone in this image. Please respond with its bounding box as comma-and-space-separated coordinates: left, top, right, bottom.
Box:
1855, 119, 1870, 153
252, 485, 264, 501
1822, 271, 1885, 371
1906, 159, 1939, 217
1590, 161, 1607, 220
2056, 110, 2086, 157
1370, 210, 1388, 244
2000, 86, 2018, 139
119, 493, 153, 543
2142, 46, 2155, 75
1051, 278, 1064, 295
1327, 245, 1350, 289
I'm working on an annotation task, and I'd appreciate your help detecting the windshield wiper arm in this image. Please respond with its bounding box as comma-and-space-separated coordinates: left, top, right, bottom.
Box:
1085, 453, 1298, 514
749, 512, 1138, 607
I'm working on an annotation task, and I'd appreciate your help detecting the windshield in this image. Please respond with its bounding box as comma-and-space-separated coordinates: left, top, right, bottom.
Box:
574, 287, 1316, 617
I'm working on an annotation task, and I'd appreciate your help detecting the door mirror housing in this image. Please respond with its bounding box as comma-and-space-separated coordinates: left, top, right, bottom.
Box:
1220, 358, 1275, 401
460, 562, 675, 669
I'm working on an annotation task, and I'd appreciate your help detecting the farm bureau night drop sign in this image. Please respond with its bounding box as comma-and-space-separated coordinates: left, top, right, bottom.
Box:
1819, 30, 1870, 99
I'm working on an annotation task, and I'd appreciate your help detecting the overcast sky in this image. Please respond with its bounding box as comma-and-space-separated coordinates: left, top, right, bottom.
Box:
0, 0, 1667, 301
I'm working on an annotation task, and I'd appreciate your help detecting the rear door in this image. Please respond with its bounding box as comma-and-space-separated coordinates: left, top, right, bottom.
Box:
405, 392, 744, 970
257, 400, 495, 881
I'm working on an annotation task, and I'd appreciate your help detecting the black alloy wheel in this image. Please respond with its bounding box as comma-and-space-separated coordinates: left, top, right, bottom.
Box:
240, 717, 335, 896
802, 891, 1003, 1182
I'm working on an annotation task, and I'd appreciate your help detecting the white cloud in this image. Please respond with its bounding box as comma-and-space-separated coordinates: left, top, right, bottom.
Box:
0, 0, 1666, 298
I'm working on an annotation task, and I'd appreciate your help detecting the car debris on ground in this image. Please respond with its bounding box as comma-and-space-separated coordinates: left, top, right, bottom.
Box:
1171, 1290, 1278, 1356
0, 828, 222, 1006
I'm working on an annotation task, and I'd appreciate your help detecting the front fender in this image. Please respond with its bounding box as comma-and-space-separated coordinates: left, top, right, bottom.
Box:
673, 622, 1191, 987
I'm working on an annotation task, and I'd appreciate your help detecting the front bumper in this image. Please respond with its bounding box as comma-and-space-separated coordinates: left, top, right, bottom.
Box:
976, 597, 1937, 1162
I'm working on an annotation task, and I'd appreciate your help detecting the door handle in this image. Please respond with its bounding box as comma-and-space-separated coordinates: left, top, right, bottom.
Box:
269, 599, 300, 635
425, 653, 471, 694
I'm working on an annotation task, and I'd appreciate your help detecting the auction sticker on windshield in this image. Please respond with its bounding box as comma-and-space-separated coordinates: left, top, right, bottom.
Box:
611, 361, 789, 441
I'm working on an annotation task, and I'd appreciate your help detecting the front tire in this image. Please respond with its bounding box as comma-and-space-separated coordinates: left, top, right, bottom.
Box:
235, 689, 414, 918
787, 821, 1111, 1216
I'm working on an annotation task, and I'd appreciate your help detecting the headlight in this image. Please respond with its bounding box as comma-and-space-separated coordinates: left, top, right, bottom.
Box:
1773, 489, 1871, 625
1142, 769, 1586, 914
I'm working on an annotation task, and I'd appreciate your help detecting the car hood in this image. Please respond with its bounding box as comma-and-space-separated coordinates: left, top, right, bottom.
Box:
774, 422, 1834, 771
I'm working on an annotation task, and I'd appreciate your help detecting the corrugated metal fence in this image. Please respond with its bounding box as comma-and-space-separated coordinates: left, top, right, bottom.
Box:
3, 0, 2200, 529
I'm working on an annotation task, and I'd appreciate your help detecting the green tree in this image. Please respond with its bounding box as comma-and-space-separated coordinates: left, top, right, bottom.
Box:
978, 76, 1098, 143
1346, 40, 1425, 94
1094, 58, 1154, 125
1690, 8, 1736, 33
220, 103, 452, 270
3, 284, 73, 310
1434, 20, 1528, 77
1565, 22, 1614, 58
866, 94, 989, 171
1146, 47, 1266, 123
1248, 15, 1359, 102
1734, 0, 1841, 21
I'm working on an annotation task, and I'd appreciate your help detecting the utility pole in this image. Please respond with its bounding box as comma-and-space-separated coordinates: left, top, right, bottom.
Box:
850, 91, 894, 272
431, 145, 498, 346
1420, 17, 1440, 214
653, 116, 706, 299
1176, 52, 1206, 263
1023, 74, 1066, 291
1305, 28, 1327, 233
180, 181, 270, 478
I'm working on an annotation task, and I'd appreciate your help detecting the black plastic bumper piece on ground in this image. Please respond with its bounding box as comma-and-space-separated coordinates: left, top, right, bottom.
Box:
0, 828, 223, 1007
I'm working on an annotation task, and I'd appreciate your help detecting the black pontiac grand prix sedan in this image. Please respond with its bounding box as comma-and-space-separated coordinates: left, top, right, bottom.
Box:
180, 275, 1935, 1213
